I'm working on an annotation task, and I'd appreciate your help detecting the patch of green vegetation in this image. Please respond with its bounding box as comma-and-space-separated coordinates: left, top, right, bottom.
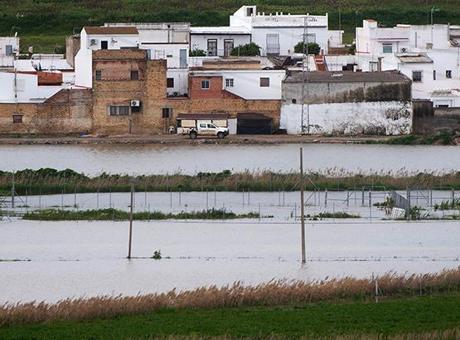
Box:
3, 1, 460, 52
307, 212, 360, 220
434, 199, 460, 211
1, 294, 460, 339
384, 131, 457, 145
1, 168, 460, 195
22, 208, 260, 221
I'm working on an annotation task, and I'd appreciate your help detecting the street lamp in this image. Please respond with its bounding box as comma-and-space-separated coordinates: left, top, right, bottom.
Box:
431, 6, 440, 25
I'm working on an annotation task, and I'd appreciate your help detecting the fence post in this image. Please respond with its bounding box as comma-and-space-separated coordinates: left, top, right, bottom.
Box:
452, 189, 456, 208
406, 188, 411, 220
324, 188, 328, 207
361, 187, 365, 207
11, 172, 15, 209
375, 277, 379, 303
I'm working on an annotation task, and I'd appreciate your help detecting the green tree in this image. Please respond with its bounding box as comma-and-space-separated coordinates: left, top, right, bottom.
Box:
230, 43, 261, 56
294, 42, 321, 55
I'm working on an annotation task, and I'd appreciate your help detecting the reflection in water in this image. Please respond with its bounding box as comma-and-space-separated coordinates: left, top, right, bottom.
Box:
0, 143, 459, 175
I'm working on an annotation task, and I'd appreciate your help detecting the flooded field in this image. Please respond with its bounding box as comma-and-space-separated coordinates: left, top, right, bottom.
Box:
0, 143, 459, 175
1, 219, 459, 303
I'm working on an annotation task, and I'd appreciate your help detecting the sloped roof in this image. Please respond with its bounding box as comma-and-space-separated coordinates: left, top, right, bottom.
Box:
84, 26, 139, 35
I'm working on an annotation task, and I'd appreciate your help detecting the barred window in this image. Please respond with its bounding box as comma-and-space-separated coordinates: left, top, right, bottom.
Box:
109, 105, 130, 116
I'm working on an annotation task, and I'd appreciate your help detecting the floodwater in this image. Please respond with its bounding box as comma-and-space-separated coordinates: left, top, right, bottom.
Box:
1, 219, 459, 303
0, 143, 459, 175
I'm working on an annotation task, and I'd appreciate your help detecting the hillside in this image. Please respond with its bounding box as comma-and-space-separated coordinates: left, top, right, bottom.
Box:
1, 0, 459, 53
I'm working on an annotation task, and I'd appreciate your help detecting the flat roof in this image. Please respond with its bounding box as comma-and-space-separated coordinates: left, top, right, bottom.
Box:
191, 26, 251, 35
284, 71, 410, 83
177, 113, 229, 120
84, 26, 139, 35
397, 53, 433, 64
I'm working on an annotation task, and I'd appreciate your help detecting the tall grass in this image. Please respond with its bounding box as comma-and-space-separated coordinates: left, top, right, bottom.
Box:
1, 268, 460, 327
22, 208, 260, 221
1, 168, 460, 195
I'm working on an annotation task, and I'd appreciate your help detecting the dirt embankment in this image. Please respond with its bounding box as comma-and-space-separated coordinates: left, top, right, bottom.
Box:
0, 134, 397, 146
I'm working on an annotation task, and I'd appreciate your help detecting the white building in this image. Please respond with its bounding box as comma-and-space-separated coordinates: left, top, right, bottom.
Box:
0, 36, 20, 68
230, 5, 340, 56
190, 26, 251, 57
75, 26, 140, 88
353, 20, 460, 107
0, 71, 62, 103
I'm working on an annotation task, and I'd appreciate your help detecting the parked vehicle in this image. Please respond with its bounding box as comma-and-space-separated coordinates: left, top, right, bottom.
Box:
176, 115, 230, 139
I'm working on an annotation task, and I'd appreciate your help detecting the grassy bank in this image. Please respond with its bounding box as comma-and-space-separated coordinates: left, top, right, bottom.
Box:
373, 131, 459, 146
1, 295, 459, 339
22, 208, 259, 221
1, 269, 459, 327
1, 168, 460, 195
3, 0, 460, 52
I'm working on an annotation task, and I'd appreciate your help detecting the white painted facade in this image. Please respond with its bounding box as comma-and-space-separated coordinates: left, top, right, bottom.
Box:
355, 20, 460, 107
166, 68, 189, 96
281, 101, 412, 135
230, 5, 334, 56
0, 37, 19, 68
80, 28, 139, 51
190, 27, 251, 57
192, 69, 285, 100
0, 72, 61, 103
74, 47, 92, 88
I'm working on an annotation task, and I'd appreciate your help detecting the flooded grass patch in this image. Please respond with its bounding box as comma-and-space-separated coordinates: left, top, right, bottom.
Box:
22, 208, 261, 221
1, 168, 460, 195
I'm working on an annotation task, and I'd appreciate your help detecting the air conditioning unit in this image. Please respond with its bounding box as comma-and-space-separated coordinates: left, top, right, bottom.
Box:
90, 39, 97, 46
130, 100, 141, 107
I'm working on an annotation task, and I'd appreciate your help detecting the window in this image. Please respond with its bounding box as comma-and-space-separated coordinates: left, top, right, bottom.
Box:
12, 114, 23, 124
109, 105, 130, 116
167, 78, 175, 88
207, 39, 218, 56
412, 71, 423, 82
201, 80, 210, 89
260, 77, 270, 87
162, 108, 172, 118
207, 123, 216, 128
5, 45, 13, 56
369, 61, 378, 72
130, 70, 139, 80
292, 98, 297, 104
382, 43, 393, 54
101, 40, 108, 50
446, 70, 452, 79
225, 78, 234, 87
95, 70, 102, 80
433, 70, 436, 80
200, 123, 207, 128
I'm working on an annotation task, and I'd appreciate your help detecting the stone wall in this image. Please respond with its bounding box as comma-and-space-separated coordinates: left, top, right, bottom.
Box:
413, 101, 460, 134
0, 89, 92, 135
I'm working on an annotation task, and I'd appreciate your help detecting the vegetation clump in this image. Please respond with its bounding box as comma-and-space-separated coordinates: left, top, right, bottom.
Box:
22, 208, 260, 221
294, 41, 321, 55
230, 43, 261, 56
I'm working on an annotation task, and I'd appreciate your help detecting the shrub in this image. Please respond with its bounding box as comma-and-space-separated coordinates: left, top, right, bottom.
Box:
189, 49, 206, 57
294, 42, 321, 55
231, 43, 261, 56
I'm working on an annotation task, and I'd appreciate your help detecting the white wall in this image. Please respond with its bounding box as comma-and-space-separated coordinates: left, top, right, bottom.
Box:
74, 48, 92, 88
281, 101, 412, 135
252, 26, 329, 56
0, 37, 20, 67
0, 72, 61, 103
82, 29, 139, 51
141, 43, 189, 68
190, 34, 251, 56
166, 68, 188, 96
218, 70, 285, 99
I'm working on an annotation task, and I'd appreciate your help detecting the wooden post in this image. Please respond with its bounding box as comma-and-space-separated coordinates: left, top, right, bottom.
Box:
300, 148, 306, 264
11, 172, 15, 209
127, 183, 134, 259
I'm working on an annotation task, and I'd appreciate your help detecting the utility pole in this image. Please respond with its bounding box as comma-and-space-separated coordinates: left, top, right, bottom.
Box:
300, 147, 306, 264
127, 182, 135, 259
301, 14, 310, 135
11, 172, 15, 209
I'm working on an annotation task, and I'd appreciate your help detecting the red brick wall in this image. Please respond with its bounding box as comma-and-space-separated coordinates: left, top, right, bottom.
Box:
189, 76, 224, 99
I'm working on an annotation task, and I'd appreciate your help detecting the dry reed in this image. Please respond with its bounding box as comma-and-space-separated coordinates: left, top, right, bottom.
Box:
1, 268, 460, 327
